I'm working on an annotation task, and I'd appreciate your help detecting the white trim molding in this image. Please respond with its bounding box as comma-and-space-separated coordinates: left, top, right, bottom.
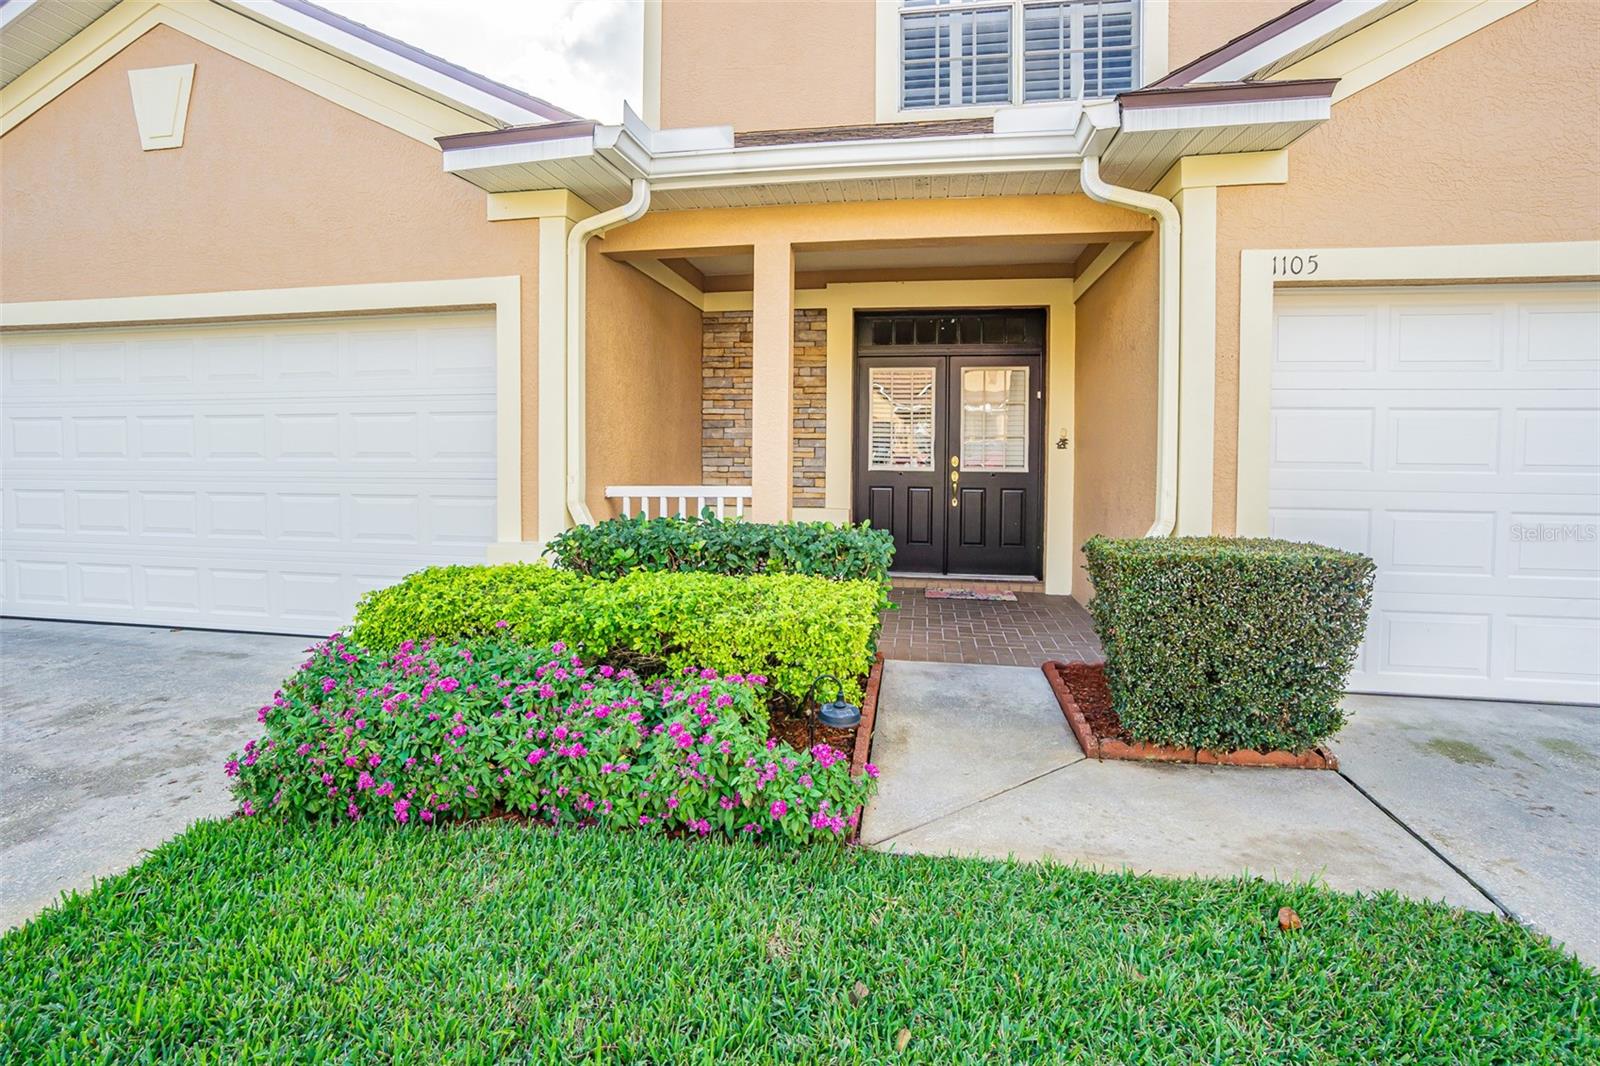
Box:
0, 276, 527, 552
1234, 240, 1600, 535
2, 0, 511, 143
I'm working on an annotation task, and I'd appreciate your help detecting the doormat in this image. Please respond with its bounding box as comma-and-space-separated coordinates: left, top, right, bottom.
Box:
925, 587, 1017, 602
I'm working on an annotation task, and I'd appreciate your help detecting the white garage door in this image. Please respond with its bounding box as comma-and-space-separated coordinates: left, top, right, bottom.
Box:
1, 312, 497, 635
1269, 284, 1600, 705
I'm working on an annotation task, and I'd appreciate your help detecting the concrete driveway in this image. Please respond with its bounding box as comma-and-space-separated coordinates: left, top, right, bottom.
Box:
0, 618, 310, 930
862, 661, 1600, 969
1334, 693, 1600, 967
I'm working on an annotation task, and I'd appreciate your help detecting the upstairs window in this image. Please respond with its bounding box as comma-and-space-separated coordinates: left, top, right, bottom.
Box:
899, 0, 1139, 110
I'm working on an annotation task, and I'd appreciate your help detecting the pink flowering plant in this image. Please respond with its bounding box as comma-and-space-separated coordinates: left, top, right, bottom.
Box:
227, 635, 874, 844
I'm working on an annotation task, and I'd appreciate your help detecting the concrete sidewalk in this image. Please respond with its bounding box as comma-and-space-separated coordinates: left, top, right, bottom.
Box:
861, 661, 1598, 967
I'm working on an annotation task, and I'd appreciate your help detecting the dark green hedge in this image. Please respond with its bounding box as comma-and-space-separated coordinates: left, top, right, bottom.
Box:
543, 513, 894, 588
1083, 536, 1375, 753
350, 564, 881, 705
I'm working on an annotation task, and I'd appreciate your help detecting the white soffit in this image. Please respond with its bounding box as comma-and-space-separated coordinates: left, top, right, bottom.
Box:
127, 62, 194, 150
0, 0, 118, 87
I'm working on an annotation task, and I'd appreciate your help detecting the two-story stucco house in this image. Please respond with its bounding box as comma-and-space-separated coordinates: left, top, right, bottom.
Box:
2, 0, 1597, 704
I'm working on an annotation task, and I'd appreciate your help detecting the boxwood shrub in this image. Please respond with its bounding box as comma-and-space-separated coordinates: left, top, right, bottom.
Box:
351, 564, 880, 705
544, 513, 895, 589
1082, 536, 1375, 753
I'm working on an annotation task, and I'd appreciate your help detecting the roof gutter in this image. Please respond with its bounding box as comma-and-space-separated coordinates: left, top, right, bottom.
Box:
1078, 154, 1179, 538
566, 177, 651, 526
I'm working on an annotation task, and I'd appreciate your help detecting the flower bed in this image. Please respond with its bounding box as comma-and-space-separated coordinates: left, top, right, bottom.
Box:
229, 635, 877, 843
1044, 661, 1338, 769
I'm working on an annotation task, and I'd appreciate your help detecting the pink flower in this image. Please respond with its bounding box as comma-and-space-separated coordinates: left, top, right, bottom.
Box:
356, 771, 375, 790
769, 799, 788, 819
865, 763, 880, 779
321, 677, 337, 694
393, 798, 411, 823
526, 747, 546, 766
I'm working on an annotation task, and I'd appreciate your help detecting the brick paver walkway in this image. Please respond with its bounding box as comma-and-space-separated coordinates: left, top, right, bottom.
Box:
877, 586, 1103, 667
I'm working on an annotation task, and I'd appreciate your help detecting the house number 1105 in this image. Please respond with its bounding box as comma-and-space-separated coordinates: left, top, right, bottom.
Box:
1273, 254, 1319, 277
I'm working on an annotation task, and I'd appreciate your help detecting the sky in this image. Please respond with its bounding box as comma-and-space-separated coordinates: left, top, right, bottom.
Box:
317, 0, 644, 122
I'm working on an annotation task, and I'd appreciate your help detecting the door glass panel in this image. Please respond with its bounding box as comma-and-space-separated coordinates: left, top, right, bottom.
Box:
960, 366, 1028, 471
868, 366, 936, 470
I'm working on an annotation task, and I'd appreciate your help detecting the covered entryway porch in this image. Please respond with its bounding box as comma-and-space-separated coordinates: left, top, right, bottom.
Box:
590, 193, 1152, 595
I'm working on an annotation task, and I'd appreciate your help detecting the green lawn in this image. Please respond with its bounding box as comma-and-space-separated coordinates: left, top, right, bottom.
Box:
2, 821, 1594, 1064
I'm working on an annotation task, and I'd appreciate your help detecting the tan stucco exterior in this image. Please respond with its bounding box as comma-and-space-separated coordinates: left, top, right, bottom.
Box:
0, 23, 546, 535
659, 0, 875, 132
1072, 237, 1159, 600
584, 244, 703, 520
1211, 0, 1600, 530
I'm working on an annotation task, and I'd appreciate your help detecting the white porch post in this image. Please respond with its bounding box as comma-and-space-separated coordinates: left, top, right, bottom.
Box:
1173, 184, 1217, 535
536, 212, 573, 547
750, 240, 794, 522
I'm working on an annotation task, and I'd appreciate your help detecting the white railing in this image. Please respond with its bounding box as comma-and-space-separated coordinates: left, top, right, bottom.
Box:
604, 485, 753, 520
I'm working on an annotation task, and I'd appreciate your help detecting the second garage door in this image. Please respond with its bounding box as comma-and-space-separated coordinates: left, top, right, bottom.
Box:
1268, 284, 1600, 705
1, 312, 498, 636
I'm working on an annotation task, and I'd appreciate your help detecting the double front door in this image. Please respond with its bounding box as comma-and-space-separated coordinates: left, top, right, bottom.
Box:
853, 312, 1045, 577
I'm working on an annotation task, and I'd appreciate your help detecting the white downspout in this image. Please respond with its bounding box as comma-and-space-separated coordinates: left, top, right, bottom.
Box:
565, 177, 651, 526
1078, 154, 1180, 538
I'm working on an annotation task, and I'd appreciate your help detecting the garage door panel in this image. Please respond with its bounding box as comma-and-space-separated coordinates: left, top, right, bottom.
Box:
1272, 285, 1600, 704
1521, 304, 1600, 369
1, 313, 496, 635
6, 480, 494, 553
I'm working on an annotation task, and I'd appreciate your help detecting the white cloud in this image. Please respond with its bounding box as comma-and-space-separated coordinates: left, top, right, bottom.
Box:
316, 0, 643, 123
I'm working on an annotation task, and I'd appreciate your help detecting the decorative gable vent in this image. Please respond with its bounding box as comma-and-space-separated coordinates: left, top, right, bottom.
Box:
127, 63, 194, 150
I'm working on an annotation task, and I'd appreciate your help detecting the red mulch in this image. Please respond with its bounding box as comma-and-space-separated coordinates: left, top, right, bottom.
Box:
1042, 660, 1337, 770
769, 713, 857, 755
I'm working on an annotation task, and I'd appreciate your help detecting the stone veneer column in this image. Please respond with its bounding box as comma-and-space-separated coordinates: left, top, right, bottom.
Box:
749, 241, 793, 522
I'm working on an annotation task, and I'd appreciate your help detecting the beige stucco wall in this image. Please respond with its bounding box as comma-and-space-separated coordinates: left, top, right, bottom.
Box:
1071, 237, 1159, 601
0, 23, 546, 537
584, 246, 703, 519
1211, 0, 1600, 530
1167, 0, 1298, 72
659, 0, 875, 131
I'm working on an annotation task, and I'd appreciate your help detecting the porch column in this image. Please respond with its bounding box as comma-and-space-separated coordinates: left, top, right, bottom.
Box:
750, 239, 794, 522
1173, 184, 1217, 535
536, 212, 574, 547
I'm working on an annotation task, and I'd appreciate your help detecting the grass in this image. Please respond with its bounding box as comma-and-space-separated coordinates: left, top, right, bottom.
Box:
2, 821, 1595, 1064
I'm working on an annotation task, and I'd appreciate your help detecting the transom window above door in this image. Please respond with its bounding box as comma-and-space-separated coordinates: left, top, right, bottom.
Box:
899, 0, 1140, 110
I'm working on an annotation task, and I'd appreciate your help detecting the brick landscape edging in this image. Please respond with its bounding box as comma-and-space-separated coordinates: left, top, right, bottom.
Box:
1042, 661, 1338, 770
846, 653, 886, 844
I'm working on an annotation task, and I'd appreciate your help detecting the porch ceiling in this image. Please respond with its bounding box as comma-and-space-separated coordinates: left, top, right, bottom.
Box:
669, 238, 1095, 292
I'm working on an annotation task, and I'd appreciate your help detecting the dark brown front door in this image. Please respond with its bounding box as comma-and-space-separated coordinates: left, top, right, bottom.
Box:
853, 313, 1045, 577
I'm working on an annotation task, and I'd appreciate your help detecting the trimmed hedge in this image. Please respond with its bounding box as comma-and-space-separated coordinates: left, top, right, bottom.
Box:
1082, 536, 1375, 753
544, 513, 895, 588
350, 564, 880, 705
